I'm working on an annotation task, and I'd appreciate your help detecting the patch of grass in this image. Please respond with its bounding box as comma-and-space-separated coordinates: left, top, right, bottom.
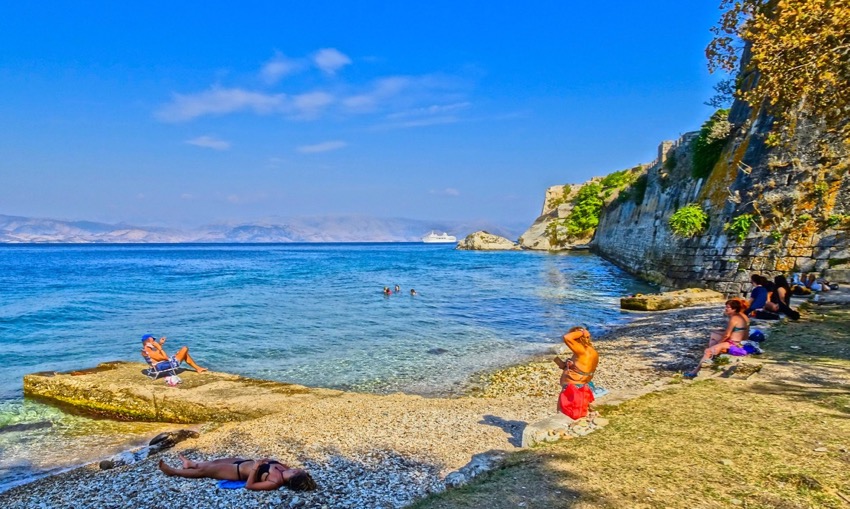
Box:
413, 309, 850, 509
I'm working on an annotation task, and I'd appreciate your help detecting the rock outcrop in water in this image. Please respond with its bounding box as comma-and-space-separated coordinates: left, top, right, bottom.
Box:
455, 231, 520, 250
23, 361, 341, 423
619, 288, 726, 311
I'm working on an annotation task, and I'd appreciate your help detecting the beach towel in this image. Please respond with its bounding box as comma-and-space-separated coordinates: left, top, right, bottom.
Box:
216, 480, 246, 489
589, 381, 609, 397
727, 345, 748, 356
559, 383, 595, 419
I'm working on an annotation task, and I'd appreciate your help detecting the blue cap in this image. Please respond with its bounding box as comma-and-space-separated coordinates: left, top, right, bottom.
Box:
141, 334, 156, 343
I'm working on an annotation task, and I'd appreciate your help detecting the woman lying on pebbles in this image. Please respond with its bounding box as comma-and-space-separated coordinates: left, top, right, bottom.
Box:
158, 455, 317, 491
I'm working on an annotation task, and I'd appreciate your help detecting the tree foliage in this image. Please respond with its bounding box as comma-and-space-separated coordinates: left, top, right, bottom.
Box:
707, 0, 850, 139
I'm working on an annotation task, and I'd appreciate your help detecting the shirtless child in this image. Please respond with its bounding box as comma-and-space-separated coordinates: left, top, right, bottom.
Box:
553, 326, 599, 419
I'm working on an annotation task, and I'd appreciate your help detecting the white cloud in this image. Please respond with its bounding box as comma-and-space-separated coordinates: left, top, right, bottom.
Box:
313, 48, 352, 75
430, 188, 460, 196
291, 91, 335, 118
296, 140, 348, 154
185, 135, 231, 150
156, 87, 286, 122
180, 193, 194, 200
342, 76, 411, 112
261, 53, 300, 84
386, 102, 471, 119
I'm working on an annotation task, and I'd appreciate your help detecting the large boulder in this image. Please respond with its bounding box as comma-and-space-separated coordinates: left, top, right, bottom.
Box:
456, 231, 520, 251
620, 288, 727, 311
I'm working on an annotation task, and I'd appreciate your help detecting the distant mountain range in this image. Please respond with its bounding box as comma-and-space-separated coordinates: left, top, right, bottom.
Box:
0, 214, 525, 243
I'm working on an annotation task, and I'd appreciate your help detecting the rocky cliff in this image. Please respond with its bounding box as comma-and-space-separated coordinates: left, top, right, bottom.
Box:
591, 101, 849, 294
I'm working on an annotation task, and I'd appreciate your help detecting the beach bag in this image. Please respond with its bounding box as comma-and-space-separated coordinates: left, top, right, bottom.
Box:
165, 375, 182, 387
742, 342, 763, 355
728, 345, 748, 356
749, 329, 765, 343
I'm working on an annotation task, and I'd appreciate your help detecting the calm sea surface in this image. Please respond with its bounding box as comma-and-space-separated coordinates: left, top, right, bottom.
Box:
0, 243, 655, 492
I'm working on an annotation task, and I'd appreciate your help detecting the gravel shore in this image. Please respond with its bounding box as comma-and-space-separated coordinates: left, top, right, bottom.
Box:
0, 305, 728, 509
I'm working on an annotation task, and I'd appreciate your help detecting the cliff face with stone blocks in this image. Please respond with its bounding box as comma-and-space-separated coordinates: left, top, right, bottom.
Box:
592, 99, 850, 295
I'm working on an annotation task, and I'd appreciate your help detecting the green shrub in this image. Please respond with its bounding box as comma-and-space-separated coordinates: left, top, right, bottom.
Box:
692, 109, 731, 180
725, 213, 756, 242
600, 169, 635, 190
769, 230, 783, 242
625, 174, 649, 205
668, 204, 708, 237
827, 214, 848, 228
564, 183, 603, 238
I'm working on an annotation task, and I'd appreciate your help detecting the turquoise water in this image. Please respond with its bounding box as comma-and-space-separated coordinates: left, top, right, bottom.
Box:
0, 243, 654, 491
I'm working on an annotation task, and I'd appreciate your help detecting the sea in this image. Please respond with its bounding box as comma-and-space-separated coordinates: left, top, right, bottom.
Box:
0, 243, 655, 493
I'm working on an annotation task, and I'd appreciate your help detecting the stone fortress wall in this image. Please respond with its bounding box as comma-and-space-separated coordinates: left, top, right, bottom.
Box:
591, 100, 850, 296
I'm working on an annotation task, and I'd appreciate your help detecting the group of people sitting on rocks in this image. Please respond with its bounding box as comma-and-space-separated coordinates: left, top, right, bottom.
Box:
745, 273, 801, 321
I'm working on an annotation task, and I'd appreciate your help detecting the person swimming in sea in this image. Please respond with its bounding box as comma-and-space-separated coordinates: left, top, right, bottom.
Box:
410, 289, 416, 296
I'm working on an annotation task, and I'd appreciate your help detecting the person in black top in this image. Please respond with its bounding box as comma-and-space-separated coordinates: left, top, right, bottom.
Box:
159, 455, 316, 491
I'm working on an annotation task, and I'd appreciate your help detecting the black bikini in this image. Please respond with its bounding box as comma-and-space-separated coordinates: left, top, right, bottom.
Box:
232, 460, 251, 481
255, 461, 283, 482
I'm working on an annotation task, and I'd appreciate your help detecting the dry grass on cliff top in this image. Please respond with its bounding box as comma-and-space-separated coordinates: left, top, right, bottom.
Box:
411, 306, 850, 509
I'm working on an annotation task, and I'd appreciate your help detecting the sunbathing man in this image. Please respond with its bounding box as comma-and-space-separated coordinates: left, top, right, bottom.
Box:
159, 455, 316, 491
141, 334, 207, 373
553, 326, 599, 419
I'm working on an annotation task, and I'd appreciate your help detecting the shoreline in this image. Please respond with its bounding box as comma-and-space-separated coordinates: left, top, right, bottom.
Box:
0, 304, 728, 508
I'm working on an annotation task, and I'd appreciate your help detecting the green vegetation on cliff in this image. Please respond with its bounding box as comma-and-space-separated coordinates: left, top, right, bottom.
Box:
546, 169, 639, 247
669, 204, 709, 237
692, 109, 731, 180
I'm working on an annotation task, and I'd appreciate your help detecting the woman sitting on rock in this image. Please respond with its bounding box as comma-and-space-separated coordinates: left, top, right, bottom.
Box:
684, 299, 749, 378
159, 455, 316, 491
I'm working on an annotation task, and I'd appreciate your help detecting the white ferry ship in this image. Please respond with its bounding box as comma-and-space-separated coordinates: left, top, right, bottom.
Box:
421, 231, 457, 243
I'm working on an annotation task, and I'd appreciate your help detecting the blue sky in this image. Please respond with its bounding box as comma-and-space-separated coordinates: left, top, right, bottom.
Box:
0, 1, 726, 228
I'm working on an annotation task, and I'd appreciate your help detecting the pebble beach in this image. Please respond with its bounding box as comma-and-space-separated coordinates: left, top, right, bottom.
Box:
0, 305, 726, 509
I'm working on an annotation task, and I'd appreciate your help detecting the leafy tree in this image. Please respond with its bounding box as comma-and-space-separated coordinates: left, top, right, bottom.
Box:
706, 0, 850, 139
